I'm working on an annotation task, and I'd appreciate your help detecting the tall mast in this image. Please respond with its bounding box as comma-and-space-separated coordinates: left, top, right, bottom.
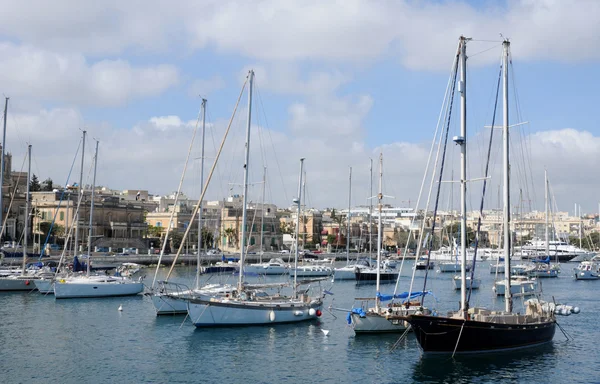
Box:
237, 70, 254, 291
74, 130, 86, 255
375, 153, 383, 312
579, 204, 582, 249
196, 98, 207, 290
293, 158, 305, 299
346, 166, 352, 265
0, 97, 8, 241
459, 36, 468, 316
260, 166, 266, 263
87, 140, 99, 277
545, 170, 549, 256
302, 171, 306, 248
502, 39, 512, 313
369, 158, 373, 259
22, 144, 31, 274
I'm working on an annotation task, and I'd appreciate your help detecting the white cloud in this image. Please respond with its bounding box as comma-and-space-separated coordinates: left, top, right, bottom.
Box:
0, 43, 179, 106
1, 1, 598, 69
7, 105, 600, 212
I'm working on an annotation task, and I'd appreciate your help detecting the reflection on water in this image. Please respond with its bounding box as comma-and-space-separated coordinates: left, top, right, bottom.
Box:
0, 263, 598, 384
412, 343, 557, 383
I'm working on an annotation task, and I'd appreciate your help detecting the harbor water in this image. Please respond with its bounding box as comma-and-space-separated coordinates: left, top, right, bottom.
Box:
1, 260, 598, 384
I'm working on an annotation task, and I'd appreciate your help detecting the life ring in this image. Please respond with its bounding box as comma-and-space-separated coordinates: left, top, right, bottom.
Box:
25, 280, 30, 285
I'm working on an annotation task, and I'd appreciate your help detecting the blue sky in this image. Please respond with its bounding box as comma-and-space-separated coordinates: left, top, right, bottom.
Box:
0, 0, 599, 213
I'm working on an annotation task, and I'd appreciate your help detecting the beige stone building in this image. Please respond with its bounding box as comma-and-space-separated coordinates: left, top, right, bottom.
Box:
220, 195, 282, 253
31, 190, 147, 253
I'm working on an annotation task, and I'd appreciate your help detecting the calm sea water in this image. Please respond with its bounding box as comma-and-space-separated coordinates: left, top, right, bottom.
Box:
0, 261, 598, 384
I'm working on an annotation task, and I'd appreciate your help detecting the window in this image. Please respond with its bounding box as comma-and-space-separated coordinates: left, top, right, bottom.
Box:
156, 222, 162, 227
60, 212, 64, 221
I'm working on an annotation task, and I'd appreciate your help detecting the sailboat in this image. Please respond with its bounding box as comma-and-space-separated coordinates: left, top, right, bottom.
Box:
187, 70, 324, 327
149, 98, 238, 315
526, 171, 559, 278
0, 143, 40, 291
350, 154, 431, 333
406, 37, 557, 353
54, 140, 144, 299
334, 165, 375, 280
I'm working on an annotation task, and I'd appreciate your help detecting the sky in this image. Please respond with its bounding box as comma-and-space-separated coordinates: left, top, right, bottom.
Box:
0, 0, 599, 214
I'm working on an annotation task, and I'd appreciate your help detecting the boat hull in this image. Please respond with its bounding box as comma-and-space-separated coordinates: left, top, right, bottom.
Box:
152, 293, 189, 315
0, 277, 37, 291
574, 271, 599, 280
291, 268, 332, 278
243, 266, 288, 275
54, 280, 144, 299
34, 279, 54, 294
407, 315, 556, 353
493, 280, 538, 296
437, 263, 471, 273
354, 270, 398, 283
188, 297, 323, 327
451, 277, 481, 290
333, 268, 356, 280
351, 313, 408, 333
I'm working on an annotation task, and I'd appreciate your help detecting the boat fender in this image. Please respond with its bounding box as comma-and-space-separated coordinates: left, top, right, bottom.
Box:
269, 311, 276, 322
316, 310, 322, 317
25, 280, 30, 285
572, 307, 581, 314
309, 308, 316, 316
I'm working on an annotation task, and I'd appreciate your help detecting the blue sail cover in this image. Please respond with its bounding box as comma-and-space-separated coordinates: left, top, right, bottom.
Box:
347, 308, 367, 324
376, 291, 432, 302
533, 256, 550, 264
72, 256, 87, 272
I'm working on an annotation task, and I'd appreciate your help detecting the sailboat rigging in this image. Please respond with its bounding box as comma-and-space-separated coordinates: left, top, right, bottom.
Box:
187, 71, 324, 326
406, 37, 559, 353
54, 140, 144, 299
350, 153, 431, 333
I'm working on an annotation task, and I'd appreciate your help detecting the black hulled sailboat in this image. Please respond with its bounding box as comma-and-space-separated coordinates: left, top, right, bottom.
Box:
406, 37, 556, 354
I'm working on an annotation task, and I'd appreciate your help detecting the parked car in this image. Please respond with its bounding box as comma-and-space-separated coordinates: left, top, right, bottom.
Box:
49, 244, 61, 251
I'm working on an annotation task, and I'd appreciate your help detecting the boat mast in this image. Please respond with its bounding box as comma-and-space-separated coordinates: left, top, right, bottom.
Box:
369, 158, 373, 259
545, 170, 549, 257
237, 70, 254, 291
375, 153, 383, 312
293, 159, 305, 299
196, 98, 207, 290
0, 97, 7, 242
87, 140, 99, 277
346, 166, 352, 265
579, 204, 582, 249
302, 171, 306, 248
458, 36, 468, 316
502, 39, 512, 313
22, 144, 31, 274
259, 166, 266, 263
74, 130, 86, 255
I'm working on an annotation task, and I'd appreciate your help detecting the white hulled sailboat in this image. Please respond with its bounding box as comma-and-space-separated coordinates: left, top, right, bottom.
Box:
54, 140, 144, 299
187, 71, 323, 326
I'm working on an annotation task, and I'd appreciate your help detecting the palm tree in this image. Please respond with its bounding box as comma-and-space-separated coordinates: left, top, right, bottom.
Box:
224, 227, 237, 248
